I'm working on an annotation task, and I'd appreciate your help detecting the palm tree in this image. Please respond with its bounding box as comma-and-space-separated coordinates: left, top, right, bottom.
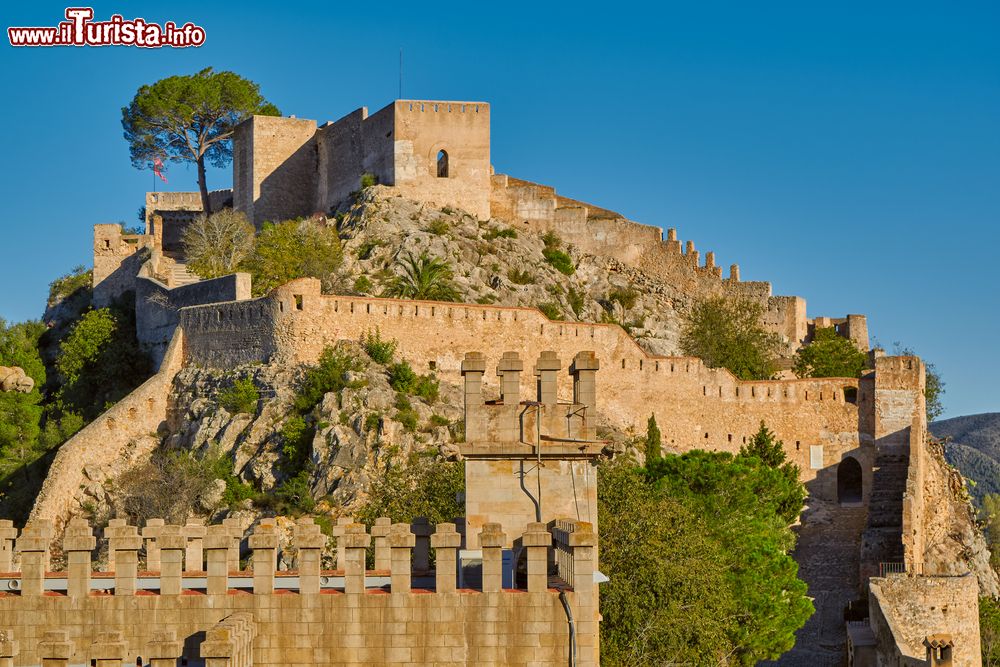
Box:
382, 252, 460, 302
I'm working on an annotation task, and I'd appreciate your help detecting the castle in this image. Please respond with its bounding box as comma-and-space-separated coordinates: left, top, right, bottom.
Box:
11, 99, 985, 664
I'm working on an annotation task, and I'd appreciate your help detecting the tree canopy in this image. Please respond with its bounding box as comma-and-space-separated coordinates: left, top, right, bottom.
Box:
240, 219, 344, 296
121, 68, 279, 214
680, 295, 782, 380
793, 326, 868, 378
600, 434, 811, 664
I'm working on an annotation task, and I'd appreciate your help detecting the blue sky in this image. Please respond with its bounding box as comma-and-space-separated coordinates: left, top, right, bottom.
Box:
1, 1, 997, 418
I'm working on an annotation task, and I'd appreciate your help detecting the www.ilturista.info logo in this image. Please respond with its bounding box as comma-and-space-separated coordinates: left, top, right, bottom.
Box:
8, 7, 206, 47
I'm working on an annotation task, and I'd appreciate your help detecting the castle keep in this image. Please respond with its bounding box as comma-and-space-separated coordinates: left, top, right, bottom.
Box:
25, 98, 984, 664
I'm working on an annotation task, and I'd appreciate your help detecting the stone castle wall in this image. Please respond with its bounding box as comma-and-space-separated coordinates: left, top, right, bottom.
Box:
28, 330, 186, 529
178, 278, 876, 504
0, 516, 598, 666
868, 574, 981, 666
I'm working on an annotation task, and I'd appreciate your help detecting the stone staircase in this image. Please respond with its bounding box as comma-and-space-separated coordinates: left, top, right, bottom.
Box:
860, 446, 909, 577
161, 252, 200, 288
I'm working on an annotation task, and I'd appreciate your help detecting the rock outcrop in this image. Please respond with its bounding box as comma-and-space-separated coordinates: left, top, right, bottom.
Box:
0, 366, 34, 393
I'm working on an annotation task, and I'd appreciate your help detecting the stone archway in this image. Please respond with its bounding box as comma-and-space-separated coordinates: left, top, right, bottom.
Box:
837, 456, 863, 504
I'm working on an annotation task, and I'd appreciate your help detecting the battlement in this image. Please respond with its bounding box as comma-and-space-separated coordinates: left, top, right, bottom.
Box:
0, 515, 599, 666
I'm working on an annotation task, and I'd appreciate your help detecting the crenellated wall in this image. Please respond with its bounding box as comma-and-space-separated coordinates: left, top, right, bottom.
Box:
178, 278, 875, 502
0, 516, 598, 666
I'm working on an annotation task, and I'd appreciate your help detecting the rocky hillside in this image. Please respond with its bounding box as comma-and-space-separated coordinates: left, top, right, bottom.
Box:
332, 186, 722, 357
932, 413, 1000, 505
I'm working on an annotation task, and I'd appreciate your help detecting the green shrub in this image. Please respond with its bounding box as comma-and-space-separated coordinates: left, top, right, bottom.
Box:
475, 294, 497, 304
357, 458, 465, 526
364, 412, 382, 433
356, 239, 383, 260
567, 286, 585, 318
48, 266, 92, 306
388, 361, 418, 392
412, 374, 439, 403
274, 470, 316, 513
429, 414, 450, 428
538, 302, 563, 320
681, 296, 782, 381
293, 345, 364, 413
507, 268, 535, 285
217, 378, 259, 414
360, 172, 378, 188
362, 328, 397, 364
541, 231, 561, 249
425, 218, 450, 235
396, 407, 419, 432
793, 327, 868, 379
543, 248, 575, 275
240, 219, 343, 296
484, 227, 517, 241
353, 275, 373, 293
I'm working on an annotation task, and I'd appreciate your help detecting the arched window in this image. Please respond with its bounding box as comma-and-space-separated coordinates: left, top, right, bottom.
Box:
837, 457, 863, 504
437, 150, 449, 178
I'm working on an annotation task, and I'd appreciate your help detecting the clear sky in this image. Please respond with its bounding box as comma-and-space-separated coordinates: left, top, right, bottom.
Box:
1, 1, 997, 418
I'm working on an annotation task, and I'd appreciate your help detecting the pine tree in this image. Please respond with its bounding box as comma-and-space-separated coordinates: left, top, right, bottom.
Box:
740, 421, 787, 468
644, 414, 662, 465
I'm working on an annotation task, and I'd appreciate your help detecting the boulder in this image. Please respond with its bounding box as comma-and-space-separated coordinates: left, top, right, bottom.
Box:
0, 366, 33, 393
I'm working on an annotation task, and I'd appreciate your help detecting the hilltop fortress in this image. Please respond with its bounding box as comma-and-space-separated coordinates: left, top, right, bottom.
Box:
12, 99, 990, 664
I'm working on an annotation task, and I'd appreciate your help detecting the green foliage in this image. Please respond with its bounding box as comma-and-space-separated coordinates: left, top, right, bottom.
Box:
599, 461, 735, 664
425, 218, 450, 235
356, 239, 383, 260
567, 285, 585, 318
608, 287, 638, 312
643, 414, 662, 464
360, 172, 378, 188
507, 268, 535, 285
635, 450, 812, 662
364, 412, 382, 433
216, 377, 259, 415
292, 345, 364, 414
483, 227, 517, 241
388, 361, 439, 403
383, 252, 460, 302
241, 219, 344, 297
740, 421, 786, 468
893, 342, 946, 421
47, 266, 92, 306
0, 320, 47, 488
361, 328, 397, 364
352, 275, 373, 293
980, 494, 1000, 572
121, 68, 278, 213
542, 248, 575, 275
537, 302, 563, 320
793, 327, 868, 378
681, 295, 781, 381
357, 458, 465, 526
541, 231, 561, 249
982, 596, 1000, 666
205, 451, 256, 506
274, 470, 316, 513
55, 306, 151, 420
429, 414, 450, 428
182, 209, 255, 279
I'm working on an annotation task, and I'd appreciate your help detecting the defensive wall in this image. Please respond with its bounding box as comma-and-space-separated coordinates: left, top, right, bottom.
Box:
178, 278, 884, 506
0, 515, 599, 666
489, 173, 869, 356
233, 100, 491, 227
28, 330, 185, 531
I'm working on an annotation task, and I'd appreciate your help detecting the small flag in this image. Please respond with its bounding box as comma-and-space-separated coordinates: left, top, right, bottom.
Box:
153, 156, 168, 183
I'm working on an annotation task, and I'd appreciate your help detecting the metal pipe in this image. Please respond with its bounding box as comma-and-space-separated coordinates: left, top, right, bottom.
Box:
559, 589, 577, 667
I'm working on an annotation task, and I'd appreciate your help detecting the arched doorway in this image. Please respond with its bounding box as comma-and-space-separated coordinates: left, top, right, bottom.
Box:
837, 457, 863, 504
437, 149, 449, 177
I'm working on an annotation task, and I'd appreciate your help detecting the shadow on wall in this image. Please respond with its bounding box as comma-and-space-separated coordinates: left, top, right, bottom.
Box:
254, 140, 318, 228
93, 248, 149, 309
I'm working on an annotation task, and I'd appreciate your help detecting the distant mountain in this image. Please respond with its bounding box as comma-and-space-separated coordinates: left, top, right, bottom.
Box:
931, 412, 1000, 505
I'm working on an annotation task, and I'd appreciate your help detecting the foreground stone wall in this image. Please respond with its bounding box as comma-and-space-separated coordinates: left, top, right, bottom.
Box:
179, 279, 874, 500
0, 516, 598, 667
28, 330, 185, 530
